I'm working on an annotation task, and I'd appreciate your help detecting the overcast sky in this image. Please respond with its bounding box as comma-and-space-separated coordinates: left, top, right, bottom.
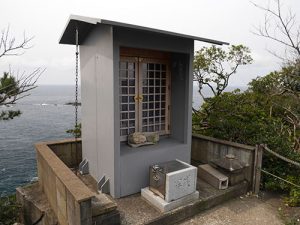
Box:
1, 0, 300, 86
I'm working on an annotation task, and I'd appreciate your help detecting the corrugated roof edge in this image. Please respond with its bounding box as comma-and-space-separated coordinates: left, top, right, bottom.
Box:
59, 14, 229, 45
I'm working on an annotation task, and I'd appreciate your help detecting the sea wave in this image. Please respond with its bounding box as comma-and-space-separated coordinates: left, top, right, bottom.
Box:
30, 103, 72, 107
30, 177, 38, 182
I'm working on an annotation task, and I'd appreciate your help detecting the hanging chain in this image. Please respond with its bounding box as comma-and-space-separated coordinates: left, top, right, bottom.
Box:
75, 26, 79, 170
75, 27, 79, 137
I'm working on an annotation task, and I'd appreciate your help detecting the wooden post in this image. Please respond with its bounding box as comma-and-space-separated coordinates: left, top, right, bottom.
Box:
252, 145, 258, 192
253, 144, 263, 194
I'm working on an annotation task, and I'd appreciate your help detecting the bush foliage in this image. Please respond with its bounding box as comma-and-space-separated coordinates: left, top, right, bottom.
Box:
66, 123, 81, 138
0, 194, 20, 225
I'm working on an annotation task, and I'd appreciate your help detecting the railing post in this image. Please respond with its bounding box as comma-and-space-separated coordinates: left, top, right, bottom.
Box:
253, 144, 263, 194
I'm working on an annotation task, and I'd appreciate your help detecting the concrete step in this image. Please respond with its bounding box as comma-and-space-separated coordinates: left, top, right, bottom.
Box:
197, 164, 228, 190
16, 182, 58, 225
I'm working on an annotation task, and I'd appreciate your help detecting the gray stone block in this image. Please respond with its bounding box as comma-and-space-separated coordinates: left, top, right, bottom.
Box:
165, 160, 197, 202
141, 187, 199, 213
197, 164, 228, 190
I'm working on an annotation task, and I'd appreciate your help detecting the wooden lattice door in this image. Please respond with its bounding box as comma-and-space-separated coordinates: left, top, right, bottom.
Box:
139, 59, 169, 135
119, 55, 170, 141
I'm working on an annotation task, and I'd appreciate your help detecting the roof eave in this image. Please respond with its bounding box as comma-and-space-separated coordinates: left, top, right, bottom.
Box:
59, 15, 101, 45
59, 15, 229, 46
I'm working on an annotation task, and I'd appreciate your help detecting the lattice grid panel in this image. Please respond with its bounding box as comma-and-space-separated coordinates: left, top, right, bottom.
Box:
119, 61, 136, 137
141, 62, 167, 133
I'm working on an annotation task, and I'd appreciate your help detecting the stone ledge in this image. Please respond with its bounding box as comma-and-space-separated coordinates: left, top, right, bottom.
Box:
192, 134, 255, 151
78, 174, 118, 216
35, 143, 94, 203
92, 195, 118, 216
142, 187, 199, 213
17, 182, 121, 225
35, 138, 82, 146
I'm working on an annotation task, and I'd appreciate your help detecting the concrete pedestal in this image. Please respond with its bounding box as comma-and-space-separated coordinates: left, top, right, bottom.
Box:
141, 187, 199, 213
165, 160, 198, 202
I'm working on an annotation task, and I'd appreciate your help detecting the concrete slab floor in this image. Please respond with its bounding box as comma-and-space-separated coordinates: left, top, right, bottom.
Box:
116, 193, 160, 225
77, 171, 251, 225
178, 193, 285, 225
115, 180, 248, 225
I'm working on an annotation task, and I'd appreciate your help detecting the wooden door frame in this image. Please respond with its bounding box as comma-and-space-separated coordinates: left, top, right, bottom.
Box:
119, 47, 171, 140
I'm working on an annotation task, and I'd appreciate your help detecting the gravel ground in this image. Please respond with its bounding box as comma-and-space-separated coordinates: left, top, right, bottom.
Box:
178, 193, 289, 225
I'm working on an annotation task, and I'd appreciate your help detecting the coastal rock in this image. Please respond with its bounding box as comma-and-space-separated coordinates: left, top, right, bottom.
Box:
65, 102, 81, 106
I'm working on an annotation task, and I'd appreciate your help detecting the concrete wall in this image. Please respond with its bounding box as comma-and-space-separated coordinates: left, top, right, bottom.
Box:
113, 27, 194, 197
191, 134, 256, 188
49, 140, 82, 168
35, 141, 93, 225
80, 24, 116, 196
119, 140, 190, 197
170, 53, 193, 145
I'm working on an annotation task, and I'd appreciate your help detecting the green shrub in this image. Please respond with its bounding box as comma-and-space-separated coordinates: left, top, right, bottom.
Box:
66, 123, 81, 138
0, 194, 20, 225
286, 187, 300, 207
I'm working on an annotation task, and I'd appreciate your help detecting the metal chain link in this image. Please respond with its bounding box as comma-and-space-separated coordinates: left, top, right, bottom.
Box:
75, 27, 79, 170
75, 27, 79, 138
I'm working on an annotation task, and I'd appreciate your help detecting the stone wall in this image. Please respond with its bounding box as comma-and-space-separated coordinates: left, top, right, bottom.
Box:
35, 140, 94, 225
48, 139, 82, 168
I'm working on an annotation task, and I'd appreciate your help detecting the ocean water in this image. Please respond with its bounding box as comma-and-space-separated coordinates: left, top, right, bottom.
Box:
0, 85, 81, 196
0, 84, 245, 196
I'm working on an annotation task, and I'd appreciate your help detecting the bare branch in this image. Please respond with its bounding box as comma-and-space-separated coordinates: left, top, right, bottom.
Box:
0, 25, 43, 120
0, 25, 34, 59
251, 0, 300, 62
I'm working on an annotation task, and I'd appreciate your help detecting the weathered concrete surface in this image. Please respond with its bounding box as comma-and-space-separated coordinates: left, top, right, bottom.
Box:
166, 160, 197, 202
48, 139, 82, 168
78, 173, 120, 225
78, 174, 118, 214
192, 134, 255, 188
198, 164, 228, 190
141, 187, 199, 213
17, 180, 120, 225
116, 180, 248, 225
35, 141, 94, 225
116, 193, 159, 225
16, 182, 58, 225
178, 194, 284, 225
17, 174, 120, 225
